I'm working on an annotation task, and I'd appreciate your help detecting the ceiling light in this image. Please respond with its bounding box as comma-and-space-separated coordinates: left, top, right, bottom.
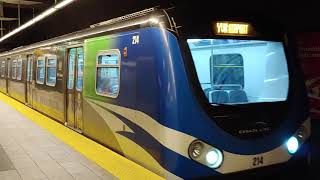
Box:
0, 0, 77, 43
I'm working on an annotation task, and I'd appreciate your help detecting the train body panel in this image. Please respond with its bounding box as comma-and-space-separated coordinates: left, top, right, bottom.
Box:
8, 80, 25, 102
32, 89, 65, 121
0, 60, 8, 94
82, 35, 125, 152
31, 47, 66, 122
82, 30, 178, 177
0, 79, 6, 93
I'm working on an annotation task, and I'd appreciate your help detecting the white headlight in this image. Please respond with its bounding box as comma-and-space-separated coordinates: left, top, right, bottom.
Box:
188, 140, 224, 169
286, 136, 299, 154
206, 148, 223, 168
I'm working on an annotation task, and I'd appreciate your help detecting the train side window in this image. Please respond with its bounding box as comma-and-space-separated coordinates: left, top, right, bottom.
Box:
76, 47, 84, 91
12, 60, 17, 80
30, 58, 33, 82
27, 55, 34, 82
46, 56, 57, 86
1, 61, 5, 78
36, 57, 45, 84
17, 59, 23, 80
96, 49, 121, 98
7, 60, 10, 78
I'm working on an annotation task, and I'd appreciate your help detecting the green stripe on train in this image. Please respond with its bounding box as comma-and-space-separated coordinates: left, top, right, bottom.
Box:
83, 36, 114, 101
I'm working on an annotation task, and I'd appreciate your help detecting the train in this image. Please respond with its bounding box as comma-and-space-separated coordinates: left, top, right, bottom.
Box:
0, 6, 310, 179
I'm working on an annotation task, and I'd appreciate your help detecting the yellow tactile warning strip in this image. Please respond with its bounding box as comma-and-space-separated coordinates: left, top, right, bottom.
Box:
0, 93, 165, 180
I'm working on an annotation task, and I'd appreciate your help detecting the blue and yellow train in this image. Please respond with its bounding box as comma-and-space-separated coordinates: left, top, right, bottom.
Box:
0, 7, 310, 179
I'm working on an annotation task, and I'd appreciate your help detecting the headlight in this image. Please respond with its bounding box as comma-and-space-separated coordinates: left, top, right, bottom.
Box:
206, 148, 223, 168
188, 141, 204, 159
188, 140, 224, 169
296, 126, 307, 141
286, 136, 299, 154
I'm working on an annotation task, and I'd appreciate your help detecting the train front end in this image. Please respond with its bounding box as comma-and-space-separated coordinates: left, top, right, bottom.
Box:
156, 9, 310, 179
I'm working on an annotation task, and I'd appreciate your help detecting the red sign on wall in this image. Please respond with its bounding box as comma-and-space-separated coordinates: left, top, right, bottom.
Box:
297, 32, 320, 120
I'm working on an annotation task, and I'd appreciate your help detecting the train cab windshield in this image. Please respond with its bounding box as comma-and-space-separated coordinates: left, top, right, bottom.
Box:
187, 39, 289, 105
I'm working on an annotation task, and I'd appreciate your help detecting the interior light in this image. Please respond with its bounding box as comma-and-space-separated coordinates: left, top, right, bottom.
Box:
187, 39, 202, 43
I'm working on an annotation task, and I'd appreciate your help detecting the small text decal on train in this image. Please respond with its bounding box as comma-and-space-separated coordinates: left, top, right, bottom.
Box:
132, 35, 140, 44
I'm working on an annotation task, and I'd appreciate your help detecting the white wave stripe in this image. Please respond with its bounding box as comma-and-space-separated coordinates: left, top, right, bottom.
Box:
85, 99, 183, 180
220, 145, 290, 173
86, 99, 134, 134
87, 98, 311, 174
87, 98, 196, 159
217, 118, 311, 174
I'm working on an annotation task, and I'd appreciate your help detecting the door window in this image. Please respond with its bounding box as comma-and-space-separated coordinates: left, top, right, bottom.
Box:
68, 48, 76, 89
76, 47, 84, 91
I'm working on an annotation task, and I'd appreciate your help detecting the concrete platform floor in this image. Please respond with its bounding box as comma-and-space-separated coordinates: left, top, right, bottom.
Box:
0, 100, 117, 180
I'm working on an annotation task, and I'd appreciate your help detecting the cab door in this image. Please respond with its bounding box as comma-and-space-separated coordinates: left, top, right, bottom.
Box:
66, 47, 84, 132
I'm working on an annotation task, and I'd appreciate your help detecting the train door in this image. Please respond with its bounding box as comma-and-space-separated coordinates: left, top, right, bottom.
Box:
66, 47, 84, 132
26, 55, 34, 106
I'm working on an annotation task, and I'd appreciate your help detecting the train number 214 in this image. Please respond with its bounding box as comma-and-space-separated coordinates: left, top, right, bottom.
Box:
253, 156, 264, 166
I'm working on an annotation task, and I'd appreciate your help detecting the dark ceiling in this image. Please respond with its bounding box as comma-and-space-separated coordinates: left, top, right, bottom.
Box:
0, 0, 319, 52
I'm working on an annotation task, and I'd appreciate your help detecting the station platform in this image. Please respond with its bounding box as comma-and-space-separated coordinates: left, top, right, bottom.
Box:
0, 93, 163, 180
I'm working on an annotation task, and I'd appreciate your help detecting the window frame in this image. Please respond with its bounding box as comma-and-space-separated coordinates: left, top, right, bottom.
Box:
45, 55, 57, 87
36, 56, 46, 84
7, 59, 10, 78
1, 61, 5, 78
11, 60, 17, 80
210, 53, 244, 90
16, 59, 23, 81
27, 55, 34, 83
76, 47, 84, 91
67, 48, 76, 90
30, 58, 33, 82
95, 49, 121, 98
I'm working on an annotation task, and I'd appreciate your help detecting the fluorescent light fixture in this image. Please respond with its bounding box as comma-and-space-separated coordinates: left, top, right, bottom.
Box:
148, 17, 159, 24
33, 8, 57, 23
0, 0, 77, 43
54, 0, 76, 9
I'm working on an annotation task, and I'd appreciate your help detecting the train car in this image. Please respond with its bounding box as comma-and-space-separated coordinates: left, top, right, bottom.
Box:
0, 6, 310, 179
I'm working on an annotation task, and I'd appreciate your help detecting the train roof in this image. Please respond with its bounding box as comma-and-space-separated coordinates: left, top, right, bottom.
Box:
0, 7, 172, 58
